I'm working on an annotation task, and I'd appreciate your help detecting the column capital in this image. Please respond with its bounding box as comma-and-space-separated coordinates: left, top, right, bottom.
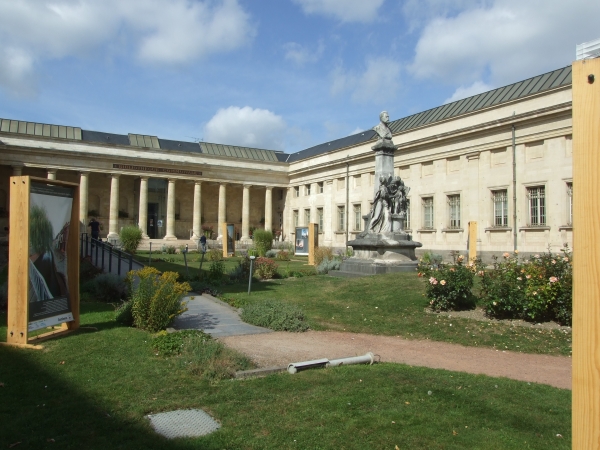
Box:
243, 184, 252, 189
265, 186, 274, 191
194, 180, 203, 186
139, 175, 149, 181
168, 177, 178, 183
109, 173, 121, 179
79, 170, 90, 176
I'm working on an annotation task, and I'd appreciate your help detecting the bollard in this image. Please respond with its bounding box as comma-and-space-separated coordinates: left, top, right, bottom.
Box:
183, 244, 189, 278
149, 242, 152, 265
248, 255, 256, 295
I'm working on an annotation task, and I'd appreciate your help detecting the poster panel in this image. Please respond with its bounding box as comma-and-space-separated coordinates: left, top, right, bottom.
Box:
28, 182, 74, 331
295, 227, 309, 256
226, 224, 235, 255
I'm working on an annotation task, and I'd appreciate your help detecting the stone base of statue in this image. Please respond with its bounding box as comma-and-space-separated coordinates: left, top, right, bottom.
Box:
333, 216, 422, 278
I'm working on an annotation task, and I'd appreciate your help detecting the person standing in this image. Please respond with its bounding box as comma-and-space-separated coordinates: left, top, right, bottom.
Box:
199, 234, 207, 253
88, 217, 100, 242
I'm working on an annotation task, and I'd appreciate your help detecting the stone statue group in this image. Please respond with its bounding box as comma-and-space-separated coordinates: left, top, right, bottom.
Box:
367, 175, 410, 233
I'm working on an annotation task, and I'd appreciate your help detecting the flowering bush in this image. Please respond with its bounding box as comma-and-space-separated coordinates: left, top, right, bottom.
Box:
254, 257, 278, 279
479, 248, 572, 325
417, 254, 480, 311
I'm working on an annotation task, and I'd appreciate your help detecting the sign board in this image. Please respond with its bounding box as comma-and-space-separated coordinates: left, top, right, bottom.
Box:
6, 176, 80, 347
222, 223, 235, 257
295, 227, 309, 256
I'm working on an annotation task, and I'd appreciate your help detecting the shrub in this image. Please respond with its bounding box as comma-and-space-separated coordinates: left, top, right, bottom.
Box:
240, 300, 309, 332
207, 248, 223, 261
208, 259, 225, 282
118, 226, 142, 254
479, 252, 526, 319
229, 256, 251, 282
265, 249, 278, 258
165, 245, 177, 255
316, 258, 341, 275
420, 251, 443, 267
418, 255, 479, 311
115, 300, 133, 326
126, 267, 190, 332
152, 329, 212, 356
254, 257, 278, 280
275, 250, 290, 261
253, 229, 273, 256
81, 273, 128, 302
314, 246, 334, 266
247, 247, 259, 257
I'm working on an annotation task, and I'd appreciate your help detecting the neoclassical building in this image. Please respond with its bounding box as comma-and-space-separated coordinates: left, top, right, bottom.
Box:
0, 66, 573, 259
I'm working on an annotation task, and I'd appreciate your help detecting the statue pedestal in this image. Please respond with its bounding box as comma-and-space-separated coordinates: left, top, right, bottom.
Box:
332, 231, 422, 278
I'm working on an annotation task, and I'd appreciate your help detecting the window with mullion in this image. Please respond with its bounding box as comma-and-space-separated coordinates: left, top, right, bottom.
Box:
422, 197, 434, 229
567, 183, 573, 226
492, 190, 508, 227
448, 195, 461, 228
338, 206, 346, 231
527, 187, 546, 226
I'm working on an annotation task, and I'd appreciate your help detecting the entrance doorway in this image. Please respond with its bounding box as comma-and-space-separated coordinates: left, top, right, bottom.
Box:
148, 203, 158, 239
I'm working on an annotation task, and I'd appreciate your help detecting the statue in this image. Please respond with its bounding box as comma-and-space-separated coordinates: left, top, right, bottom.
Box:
372, 111, 395, 151
366, 175, 410, 234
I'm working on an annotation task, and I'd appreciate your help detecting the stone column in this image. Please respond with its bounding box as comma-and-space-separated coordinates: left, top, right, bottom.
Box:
192, 181, 202, 239
107, 174, 120, 240
138, 177, 149, 238
240, 184, 251, 241
12, 165, 23, 176
265, 187, 273, 232
217, 183, 227, 240
79, 171, 89, 233
164, 178, 177, 240
47, 169, 57, 180
282, 187, 291, 241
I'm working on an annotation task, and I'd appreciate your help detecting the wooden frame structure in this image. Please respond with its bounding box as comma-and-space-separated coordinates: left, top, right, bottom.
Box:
308, 223, 319, 266
468, 221, 477, 261
5, 176, 80, 348
572, 58, 600, 448
222, 222, 235, 258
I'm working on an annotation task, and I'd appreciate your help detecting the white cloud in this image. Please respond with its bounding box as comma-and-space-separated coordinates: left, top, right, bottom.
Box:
331, 57, 401, 103
350, 127, 364, 135
0, 0, 254, 94
292, 0, 385, 23
409, 0, 600, 86
203, 106, 287, 150
0, 47, 36, 97
444, 80, 492, 104
284, 41, 325, 66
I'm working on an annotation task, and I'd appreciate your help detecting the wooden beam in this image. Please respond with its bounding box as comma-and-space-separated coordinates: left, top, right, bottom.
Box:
572, 58, 600, 449
468, 221, 477, 261
308, 223, 318, 265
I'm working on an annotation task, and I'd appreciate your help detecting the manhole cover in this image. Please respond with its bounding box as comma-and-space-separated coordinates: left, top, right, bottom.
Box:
146, 409, 221, 439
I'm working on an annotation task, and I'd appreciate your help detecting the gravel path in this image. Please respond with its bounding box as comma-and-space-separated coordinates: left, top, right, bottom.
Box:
220, 331, 571, 390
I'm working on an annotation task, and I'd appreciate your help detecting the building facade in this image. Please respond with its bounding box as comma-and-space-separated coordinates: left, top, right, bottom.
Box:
0, 66, 573, 260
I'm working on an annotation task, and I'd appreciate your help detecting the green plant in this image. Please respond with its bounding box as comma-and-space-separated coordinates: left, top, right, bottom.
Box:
152, 329, 211, 356
420, 251, 443, 267
240, 300, 309, 331
417, 255, 479, 311
254, 257, 278, 279
29, 204, 54, 255
265, 249, 278, 258
126, 267, 190, 332
252, 229, 274, 256
115, 300, 133, 325
208, 259, 225, 282
316, 258, 341, 274
207, 248, 223, 261
165, 245, 177, 255
247, 247, 259, 257
314, 246, 334, 266
275, 250, 290, 261
81, 273, 128, 302
119, 225, 143, 254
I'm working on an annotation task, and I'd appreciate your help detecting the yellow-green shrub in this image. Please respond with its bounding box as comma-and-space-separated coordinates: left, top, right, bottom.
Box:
314, 246, 334, 266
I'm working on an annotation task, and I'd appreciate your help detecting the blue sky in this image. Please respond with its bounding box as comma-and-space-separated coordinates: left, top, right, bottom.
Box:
0, 0, 598, 153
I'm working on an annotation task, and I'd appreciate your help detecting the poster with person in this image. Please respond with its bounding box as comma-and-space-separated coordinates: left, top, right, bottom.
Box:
295, 227, 309, 256
28, 182, 75, 331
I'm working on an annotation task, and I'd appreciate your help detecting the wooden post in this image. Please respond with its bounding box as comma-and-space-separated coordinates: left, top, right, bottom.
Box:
572, 58, 600, 449
468, 221, 477, 261
308, 223, 318, 266
7, 176, 31, 345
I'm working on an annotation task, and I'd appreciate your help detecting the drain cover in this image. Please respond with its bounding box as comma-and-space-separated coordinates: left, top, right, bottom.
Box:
146, 409, 221, 439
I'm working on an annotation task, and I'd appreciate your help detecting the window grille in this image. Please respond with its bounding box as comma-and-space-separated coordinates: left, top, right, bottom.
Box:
318, 182, 324, 194
567, 183, 573, 226
294, 186, 300, 197
527, 186, 546, 226
422, 197, 434, 229
405, 199, 411, 229
338, 206, 346, 231
305, 184, 311, 195
353, 204, 362, 231
492, 190, 508, 227
304, 209, 311, 225
448, 195, 461, 228
293, 210, 299, 227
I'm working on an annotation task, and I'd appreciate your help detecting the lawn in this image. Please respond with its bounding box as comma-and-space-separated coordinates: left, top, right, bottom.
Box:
0, 303, 571, 449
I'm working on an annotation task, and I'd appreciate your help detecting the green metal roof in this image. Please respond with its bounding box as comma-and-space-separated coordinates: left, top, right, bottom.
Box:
0, 118, 82, 140
200, 142, 281, 162
128, 133, 161, 149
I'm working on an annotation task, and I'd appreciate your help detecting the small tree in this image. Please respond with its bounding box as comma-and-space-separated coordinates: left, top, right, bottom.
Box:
119, 226, 143, 254
252, 229, 273, 257
30, 204, 54, 255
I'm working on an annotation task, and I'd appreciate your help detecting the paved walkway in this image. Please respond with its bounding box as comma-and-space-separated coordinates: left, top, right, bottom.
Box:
172, 293, 271, 338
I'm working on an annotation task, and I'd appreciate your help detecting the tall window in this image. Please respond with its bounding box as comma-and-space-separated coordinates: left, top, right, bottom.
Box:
304, 208, 311, 225
318, 182, 324, 194
492, 190, 508, 227
448, 195, 461, 228
317, 207, 323, 232
567, 182, 573, 226
422, 197, 434, 229
353, 204, 362, 231
294, 186, 300, 197
337, 205, 346, 231
305, 184, 311, 195
527, 186, 546, 226
405, 199, 411, 229
293, 210, 299, 227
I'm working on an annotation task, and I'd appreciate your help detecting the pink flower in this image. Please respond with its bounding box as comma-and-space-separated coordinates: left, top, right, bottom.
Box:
517, 277, 522, 281
477, 271, 484, 276
429, 277, 437, 285
549, 276, 558, 283
503, 252, 510, 258
563, 257, 569, 262
457, 255, 464, 262
551, 259, 556, 264
534, 254, 540, 258
440, 280, 446, 285
526, 275, 531, 279
514, 250, 519, 254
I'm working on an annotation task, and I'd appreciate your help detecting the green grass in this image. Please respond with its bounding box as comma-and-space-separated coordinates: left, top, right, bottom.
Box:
0, 303, 571, 449
218, 273, 572, 356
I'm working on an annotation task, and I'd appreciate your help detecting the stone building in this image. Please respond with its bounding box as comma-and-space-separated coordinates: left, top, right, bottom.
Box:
0, 66, 573, 260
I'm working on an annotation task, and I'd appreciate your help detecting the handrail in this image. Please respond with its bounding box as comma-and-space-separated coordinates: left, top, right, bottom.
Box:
80, 233, 138, 276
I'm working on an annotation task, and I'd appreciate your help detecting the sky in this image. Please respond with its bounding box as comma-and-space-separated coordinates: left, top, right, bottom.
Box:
0, 0, 598, 154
